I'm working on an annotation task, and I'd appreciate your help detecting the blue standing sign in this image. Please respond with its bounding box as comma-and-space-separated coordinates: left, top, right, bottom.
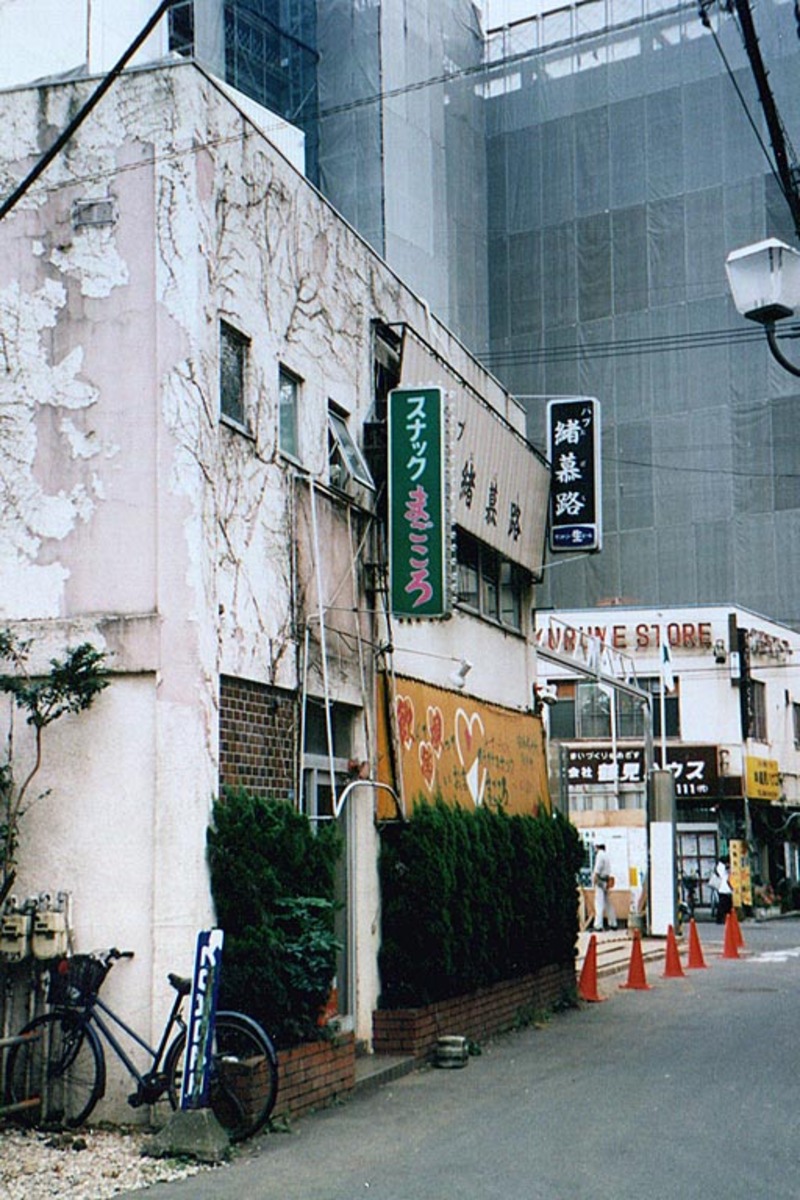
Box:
181, 928, 224, 1110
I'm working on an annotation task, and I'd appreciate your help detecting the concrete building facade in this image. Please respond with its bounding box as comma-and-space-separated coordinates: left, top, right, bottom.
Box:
536, 604, 800, 920
0, 52, 551, 1116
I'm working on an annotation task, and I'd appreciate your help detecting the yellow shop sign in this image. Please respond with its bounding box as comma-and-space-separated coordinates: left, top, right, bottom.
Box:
744, 755, 781, 802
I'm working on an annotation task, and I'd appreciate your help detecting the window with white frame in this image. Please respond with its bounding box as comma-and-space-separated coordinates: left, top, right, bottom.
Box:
548, 678, 680, 740
279, 366, 300, 458
455, 529, 525, 631
328, 403, 374, 492
220, 320, 248, 427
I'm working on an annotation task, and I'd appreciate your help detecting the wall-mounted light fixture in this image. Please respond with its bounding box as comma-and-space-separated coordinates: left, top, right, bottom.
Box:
533, 683, 558, 713
449, 657, 473, 689
713, 638, 727, 664
725, 238, 800, 377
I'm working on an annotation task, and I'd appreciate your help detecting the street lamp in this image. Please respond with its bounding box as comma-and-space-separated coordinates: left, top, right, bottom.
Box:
725, 238, 800, 377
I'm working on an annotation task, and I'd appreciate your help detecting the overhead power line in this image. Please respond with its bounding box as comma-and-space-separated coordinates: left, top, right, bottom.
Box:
478, 322, 788, 367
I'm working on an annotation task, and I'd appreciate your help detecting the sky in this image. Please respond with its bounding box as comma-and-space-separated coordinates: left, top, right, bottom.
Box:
480, 0, 542, 29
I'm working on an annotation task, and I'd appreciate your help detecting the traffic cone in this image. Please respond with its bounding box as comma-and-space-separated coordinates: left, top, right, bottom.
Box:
578, 934, 605, 1003
619, 930, 651, 990
662, 924, 685, 978
732, 908, 745, 950
721, 911, 739, 959
687, 919, 708, 969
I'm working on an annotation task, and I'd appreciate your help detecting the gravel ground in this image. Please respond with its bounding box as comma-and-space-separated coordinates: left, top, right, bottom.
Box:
0, 1124, 220, 1199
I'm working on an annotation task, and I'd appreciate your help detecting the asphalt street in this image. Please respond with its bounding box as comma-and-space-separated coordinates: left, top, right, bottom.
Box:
123, 918, 800, 1200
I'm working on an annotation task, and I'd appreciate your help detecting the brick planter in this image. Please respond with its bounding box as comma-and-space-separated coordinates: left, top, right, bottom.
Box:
274, 1032, 356, 1119
373, 962, 576, 1061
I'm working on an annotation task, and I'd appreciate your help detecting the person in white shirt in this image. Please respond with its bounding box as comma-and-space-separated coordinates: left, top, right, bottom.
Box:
592, 844, 618, 932
709, 856, 733, 925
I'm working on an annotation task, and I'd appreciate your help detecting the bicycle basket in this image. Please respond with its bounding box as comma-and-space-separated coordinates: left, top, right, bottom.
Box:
49, 955, 108, 1006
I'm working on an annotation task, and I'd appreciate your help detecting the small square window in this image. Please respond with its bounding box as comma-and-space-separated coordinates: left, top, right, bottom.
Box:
279, 367, 300, 458
220, 321, 248, 427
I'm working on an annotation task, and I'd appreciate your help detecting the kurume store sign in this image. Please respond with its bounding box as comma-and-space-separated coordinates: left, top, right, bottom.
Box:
375, 675, 550, 818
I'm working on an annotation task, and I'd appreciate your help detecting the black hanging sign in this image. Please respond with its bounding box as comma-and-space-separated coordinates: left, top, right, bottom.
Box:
546, 397, 602, 552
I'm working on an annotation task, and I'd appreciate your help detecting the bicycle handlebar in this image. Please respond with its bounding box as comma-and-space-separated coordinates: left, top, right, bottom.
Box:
94, 948, 135, 966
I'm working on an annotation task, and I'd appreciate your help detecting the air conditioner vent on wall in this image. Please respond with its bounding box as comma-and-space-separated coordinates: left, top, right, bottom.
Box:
72, 197, 117, 229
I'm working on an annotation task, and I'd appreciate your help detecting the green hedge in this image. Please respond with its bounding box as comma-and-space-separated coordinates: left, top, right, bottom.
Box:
207, 789, 342, 1047
377, 800, 582, 1009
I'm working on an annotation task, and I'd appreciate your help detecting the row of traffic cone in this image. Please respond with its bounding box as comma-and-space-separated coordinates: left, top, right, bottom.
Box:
578, 911, 745, 1002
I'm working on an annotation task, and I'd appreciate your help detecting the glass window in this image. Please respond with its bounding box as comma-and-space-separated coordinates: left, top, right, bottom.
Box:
328, 406, 374, 490
751, 680, 767, 742
647, 678, 680, 739
168, 0, 194, 56
499, 561, 522, 630
455, 530, 526, 630
793, 703, 800, 748
279, 367, 300, 458
549, 698, 576, 739
456, 534, 479, 610
304, 700, 353, 759
576, 683, 611, 738
546, 676, 679, 740
480, 546, 500, 621
220, 320, 248, 426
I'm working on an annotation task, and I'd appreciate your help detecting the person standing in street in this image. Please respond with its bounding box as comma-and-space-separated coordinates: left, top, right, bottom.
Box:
709, 855, 733, 925
592, 843, 617, 932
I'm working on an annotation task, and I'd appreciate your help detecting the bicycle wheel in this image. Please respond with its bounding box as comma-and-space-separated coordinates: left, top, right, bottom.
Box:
5, 1011, 105, 1128
166, 1011, 278, 1142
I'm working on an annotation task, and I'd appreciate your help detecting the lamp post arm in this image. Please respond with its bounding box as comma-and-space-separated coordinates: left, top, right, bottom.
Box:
765, 324, 800, 378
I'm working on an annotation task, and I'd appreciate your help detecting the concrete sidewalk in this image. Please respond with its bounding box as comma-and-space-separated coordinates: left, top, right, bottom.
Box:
353, 922, 729, 1094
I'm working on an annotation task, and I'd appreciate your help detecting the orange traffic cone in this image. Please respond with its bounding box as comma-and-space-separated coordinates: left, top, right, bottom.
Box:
687, 919, 708, 969
732, 908, 745, 950
620, 930, 651, 990
721, 911, 740, 959
662, 924, 685, 978
578, 934, 605, 1003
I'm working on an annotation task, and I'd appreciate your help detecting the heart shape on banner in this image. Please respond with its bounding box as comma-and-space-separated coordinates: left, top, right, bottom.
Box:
395, 695, 415, 750
427, 705, 444, 757
418, 741, 436, 791
455, 708, 486, 807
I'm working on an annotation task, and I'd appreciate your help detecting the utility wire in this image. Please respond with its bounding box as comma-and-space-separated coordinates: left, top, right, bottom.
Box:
700, 0, 800, 238
478, 323, 782, 366
699, 0, 783, 186
0, 0, 177, 222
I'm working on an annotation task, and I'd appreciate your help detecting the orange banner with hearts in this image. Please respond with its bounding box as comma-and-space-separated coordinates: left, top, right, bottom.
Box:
376, 673, 550, 819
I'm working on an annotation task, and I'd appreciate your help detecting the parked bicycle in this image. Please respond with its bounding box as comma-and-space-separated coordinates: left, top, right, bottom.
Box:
3, 948, 278, 1141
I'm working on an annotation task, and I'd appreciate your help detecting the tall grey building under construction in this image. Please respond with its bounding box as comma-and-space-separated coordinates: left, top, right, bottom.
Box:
203, 0, 800, 633
132, 1, 800, 630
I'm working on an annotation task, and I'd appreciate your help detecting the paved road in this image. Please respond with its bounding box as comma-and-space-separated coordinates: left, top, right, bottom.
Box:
125, 918, 800, 1200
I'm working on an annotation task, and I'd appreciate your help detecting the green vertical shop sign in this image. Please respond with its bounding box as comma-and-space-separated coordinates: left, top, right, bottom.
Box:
387, 386, 448, 617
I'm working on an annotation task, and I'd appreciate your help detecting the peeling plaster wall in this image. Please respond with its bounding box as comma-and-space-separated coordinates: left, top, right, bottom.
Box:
0, 59, 536, 1059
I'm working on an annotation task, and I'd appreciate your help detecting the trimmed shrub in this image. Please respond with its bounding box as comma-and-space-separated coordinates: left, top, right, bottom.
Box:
207, 789, 342, 1047
378, 800, 582, 1009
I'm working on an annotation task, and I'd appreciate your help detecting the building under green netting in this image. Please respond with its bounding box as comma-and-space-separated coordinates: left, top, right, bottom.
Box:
176, 0, 800, 629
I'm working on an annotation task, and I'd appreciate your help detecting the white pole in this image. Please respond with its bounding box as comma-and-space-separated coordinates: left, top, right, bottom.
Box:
660, 670, 667, 767
659, 623, 668, 767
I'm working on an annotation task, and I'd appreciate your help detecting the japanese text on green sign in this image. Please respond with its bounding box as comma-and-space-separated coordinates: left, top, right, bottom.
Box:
388, 387, 448, 617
